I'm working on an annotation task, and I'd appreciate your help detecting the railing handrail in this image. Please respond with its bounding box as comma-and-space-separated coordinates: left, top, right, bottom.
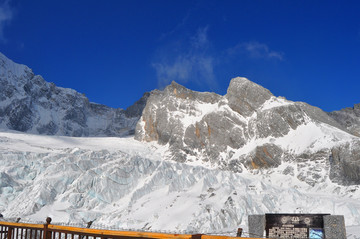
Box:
0, 220, 265, 239
48, 224, 194, 239
0, 221, 43, 229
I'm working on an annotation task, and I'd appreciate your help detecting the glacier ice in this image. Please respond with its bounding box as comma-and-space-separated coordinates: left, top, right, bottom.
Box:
0, 131, 359, 237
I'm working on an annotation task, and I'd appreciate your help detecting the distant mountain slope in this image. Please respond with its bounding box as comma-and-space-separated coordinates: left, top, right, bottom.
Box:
135, 78, 360, 185
0, 52, 148, 137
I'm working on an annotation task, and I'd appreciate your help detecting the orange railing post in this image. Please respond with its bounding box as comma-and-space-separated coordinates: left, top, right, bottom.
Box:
43, 217, 52, 239
191, 234, 203, 239
236, 228, 243, 237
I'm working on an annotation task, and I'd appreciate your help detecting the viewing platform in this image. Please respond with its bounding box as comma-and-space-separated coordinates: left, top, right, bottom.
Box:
0, 218, 263, 239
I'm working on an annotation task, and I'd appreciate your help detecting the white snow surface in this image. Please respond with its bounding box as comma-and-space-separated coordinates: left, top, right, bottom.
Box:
260, 96, 294, 111
0, 130, 359, 238
231, 121, 357, 158
0, 52, 29, 79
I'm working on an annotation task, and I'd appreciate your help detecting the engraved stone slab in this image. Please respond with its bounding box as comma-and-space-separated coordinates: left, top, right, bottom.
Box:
323, 215, 346, 239
265, 213, 327, 238
248, 215, 265, 238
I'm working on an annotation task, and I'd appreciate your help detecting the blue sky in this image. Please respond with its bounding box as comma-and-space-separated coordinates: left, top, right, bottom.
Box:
0, 0, 359, 111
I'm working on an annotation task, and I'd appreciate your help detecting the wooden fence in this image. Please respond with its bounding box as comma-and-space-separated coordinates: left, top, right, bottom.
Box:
0, 218, 265, 239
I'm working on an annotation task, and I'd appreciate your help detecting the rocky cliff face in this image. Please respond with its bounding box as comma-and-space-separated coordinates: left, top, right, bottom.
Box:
0, 52, 148, 136
136, 77, 360, 185
328, 103, 360, 137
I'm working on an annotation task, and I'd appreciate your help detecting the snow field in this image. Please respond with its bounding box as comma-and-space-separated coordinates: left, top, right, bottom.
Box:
0, 130, 359, 238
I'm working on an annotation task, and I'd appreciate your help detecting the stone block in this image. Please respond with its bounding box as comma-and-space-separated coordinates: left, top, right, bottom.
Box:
248, 214, 265, 238
323, 215, 346, 239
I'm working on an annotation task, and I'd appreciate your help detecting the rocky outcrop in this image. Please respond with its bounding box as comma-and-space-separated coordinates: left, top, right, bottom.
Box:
136, 77, 360, 185
0, 52, 147, 136
328, 103, 360, 136
330, 142, 360, 185
226, 77, 272, 117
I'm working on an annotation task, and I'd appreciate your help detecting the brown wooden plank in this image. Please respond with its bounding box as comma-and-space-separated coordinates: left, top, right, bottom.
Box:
0, 222, 42, 230
8, 227, 13, 239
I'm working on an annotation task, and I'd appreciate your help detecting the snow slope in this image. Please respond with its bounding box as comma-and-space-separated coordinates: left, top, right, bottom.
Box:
0, 130, 359, 238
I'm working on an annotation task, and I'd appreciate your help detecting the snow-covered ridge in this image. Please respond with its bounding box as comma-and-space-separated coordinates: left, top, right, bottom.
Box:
260, 96, 293, 111
0, 52, 148, 137
232, 121, 357, 158
0, 52, 30, 79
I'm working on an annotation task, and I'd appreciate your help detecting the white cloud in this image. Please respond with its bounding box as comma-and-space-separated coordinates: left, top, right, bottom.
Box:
191, 26, 209, 49
0, 0, 13, 42
228, 41, 284, 61
153, 25, 284, 90
152, 26, 217, 89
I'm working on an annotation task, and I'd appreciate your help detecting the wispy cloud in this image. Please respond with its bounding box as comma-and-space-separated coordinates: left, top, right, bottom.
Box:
159, 9, 191, 41
0, 0, 13, 42
228, 41, 284, 61
152, 26, 218, 89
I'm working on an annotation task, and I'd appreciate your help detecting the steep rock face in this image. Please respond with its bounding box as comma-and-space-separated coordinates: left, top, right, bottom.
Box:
328, 103, 360, 137
136, 77, 360, 185
330, 141, 360, 185
226, 77, 272, 117
0, 52, 147, 136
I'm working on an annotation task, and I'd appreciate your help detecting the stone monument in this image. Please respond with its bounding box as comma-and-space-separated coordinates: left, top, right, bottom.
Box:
248, 213, 346, 239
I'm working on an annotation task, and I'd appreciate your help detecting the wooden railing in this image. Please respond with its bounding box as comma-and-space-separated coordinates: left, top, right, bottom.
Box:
0, 218, 265, 239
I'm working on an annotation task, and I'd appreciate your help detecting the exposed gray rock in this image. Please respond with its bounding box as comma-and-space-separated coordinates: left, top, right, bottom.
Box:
328, 103, 360, 136
244, 144, 283, 169
125, 92, 150, 118
0, 52, 147, 136
135, 81, 223, 163
330, 142, 360, 185
226, 77, 272, 117
136, 77, 360, 185
5, 98, 34, 132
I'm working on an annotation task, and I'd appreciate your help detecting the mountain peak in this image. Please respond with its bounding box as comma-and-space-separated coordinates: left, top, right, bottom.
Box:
161, 80, 221, 103
226, 77, 273, 116
136, 76, 360, 184
0, 52, 33, 81
0, 52, 145, 136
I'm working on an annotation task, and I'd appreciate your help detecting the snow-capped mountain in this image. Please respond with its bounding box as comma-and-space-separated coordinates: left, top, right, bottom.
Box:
0, 52, 148, 137
136, 78, 360, 185
1, 53, 360, 238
